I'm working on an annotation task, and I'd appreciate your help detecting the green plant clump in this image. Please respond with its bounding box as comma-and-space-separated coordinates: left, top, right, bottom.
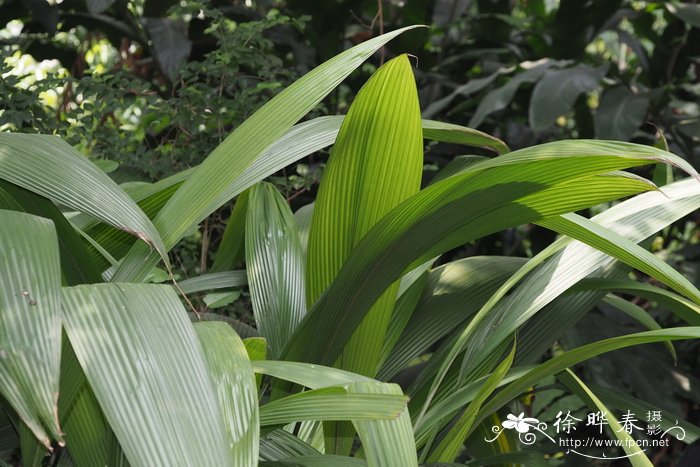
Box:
1, 26, 700, 466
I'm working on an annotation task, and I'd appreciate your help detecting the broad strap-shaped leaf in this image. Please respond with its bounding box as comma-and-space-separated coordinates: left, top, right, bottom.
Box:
195, 322, 259, 466
350, 382, 418, 467
283, 140, 692, 367
61, 283, 233, 466
307, 54, 423, 377
0, 133, 168, 266
259, 387, 407, 426
458, 176, 700, 383
177, 270, 248, 294
246, 183, 306, 359
0, 210, 62, 448
0, 181, 102, 285
112, 27, 420, 282
475, 327, 700, 428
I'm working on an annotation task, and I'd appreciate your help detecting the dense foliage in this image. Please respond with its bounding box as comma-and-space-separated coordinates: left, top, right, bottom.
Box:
1, 1, 700, 466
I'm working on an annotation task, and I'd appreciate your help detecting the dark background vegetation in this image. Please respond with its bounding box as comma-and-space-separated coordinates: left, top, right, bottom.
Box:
2, 0, 699, 464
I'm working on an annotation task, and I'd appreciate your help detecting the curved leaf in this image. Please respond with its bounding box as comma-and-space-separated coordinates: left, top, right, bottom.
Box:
246, 182, 306, 358
195, 322, 259, 466
0, 133, 168, 266
61, 283, 233, 466
0, 210, 62, 448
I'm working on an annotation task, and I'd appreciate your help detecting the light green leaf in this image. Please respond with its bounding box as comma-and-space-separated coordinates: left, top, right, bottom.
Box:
529, 64, 607, 131
421, 120, 508, 154
61, 283, 233, 466
0, 210, 62, 447
350, 382, 418, 467
475, 327, 700, 427
195, 322, 259, 467
112, 27, 421, 282
246, 182, 306, 359
284, 140, 690, 368
595, 86, 649, 141
0, 181, 102, 285
259, 387, 408, 426
252, 361, 374, 389
0, 133, 168, 266
536, 212, 700, 303
306, 55, 423, 377
178, 270, 248, 294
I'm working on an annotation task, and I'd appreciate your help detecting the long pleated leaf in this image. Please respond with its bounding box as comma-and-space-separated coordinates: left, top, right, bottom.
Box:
350, 382, 418, 467
0, 134, 168, 266
177, 270, 247, 294
307, 54, 423, 378
259, 387, 407, 426
0, 210, 62, 448
283, 140, 691, 367
246, 183, 306, 359
475, 327, 700, 428
61, 283, 232, 466
0, 181, 102, 285
111, 27, 420, 282
252, 361, 374, 388
458, 176, 700, 382
195, 322, 259, 466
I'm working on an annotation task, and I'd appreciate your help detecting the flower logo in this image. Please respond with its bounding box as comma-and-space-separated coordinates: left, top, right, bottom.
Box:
502, 413, 540, 433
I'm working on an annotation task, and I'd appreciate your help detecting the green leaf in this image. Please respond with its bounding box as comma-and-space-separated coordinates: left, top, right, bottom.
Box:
379, 257, 525, 381
211, 190, 249, 273
195, 322, 259, 467
0, 133, 169, 267
595, 86, 649, 141
590, 384, 700, 444
177, 270, 248, 294
529, 64, 607, 131
456, 176, 700, 390
475, 327, 700, 427
602, 294, 676, 361
246, 182, 306, 359
350, 382, 418, 467
536, 212, 700, 303
421, 120, 508, 154
203, 290, 241, 309
427, 342, 516, 462
283, 140, 691, 368
261, 455, 367, 466
61, 283, 233, 465
558, 370, 652, 467
0, 181, 102, 285
0, 210, 62, 447
469, 59, 566, 128
252, 361, 374, 389
259, 387, 408, 426
294, 203, 314, 258
307, 54, 423, 378
112, 27, 421, 282
260, 429, 320, 461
